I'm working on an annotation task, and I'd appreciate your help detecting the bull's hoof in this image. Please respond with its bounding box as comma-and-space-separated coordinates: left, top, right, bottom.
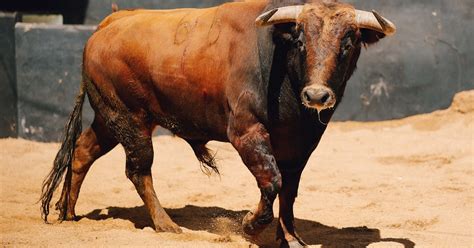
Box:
242, 210, 272, 236
62, 213, 78, 221
56, 210, 77, 222
55, 199, 73, 221
280, 240, 307, 248
55, 203, 77, 222
155, 221, 183, 234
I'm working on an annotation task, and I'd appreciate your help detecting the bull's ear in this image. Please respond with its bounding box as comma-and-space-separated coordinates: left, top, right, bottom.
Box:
360, 29, 386, 45
272, 23, 300, 46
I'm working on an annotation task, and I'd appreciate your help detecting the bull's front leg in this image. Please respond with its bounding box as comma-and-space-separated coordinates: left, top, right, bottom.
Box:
277, 164, 307, 248
228, 115, 282, 236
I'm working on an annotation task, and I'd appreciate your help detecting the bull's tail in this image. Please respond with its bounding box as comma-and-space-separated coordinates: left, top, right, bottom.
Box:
40, 80, 86, 222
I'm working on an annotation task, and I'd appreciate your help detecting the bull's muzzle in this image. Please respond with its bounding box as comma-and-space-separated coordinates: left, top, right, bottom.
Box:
301, 86, 336, 110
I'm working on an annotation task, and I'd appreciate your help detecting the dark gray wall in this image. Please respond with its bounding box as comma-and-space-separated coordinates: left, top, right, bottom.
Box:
0, 12, 19, 138
333, 0, 474, 120
84, 0, 228, 24
15, 24, 94, 141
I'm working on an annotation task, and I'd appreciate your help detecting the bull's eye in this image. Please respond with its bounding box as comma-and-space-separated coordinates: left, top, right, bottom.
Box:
345, 43, 353, 51
295, 32, 305, 51
296, 40, 305, 51
341, 39, 354, 57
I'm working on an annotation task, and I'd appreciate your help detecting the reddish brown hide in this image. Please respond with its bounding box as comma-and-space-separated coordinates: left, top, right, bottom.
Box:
40, 1, 395, 247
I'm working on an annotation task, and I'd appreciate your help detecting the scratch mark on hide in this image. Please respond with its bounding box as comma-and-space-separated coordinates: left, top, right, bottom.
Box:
207, 6, 222, 45
175, 13, 192, 45
180, 15, 201, 75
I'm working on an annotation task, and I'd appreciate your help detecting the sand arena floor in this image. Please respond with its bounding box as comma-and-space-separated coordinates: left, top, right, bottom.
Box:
1, 91, 472, 247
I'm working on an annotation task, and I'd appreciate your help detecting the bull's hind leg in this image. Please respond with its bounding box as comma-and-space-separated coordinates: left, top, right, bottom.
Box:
122, 130, 182, 233
84, 77, 180, 233
56, 116, 118, 220
96, 113, 181, 233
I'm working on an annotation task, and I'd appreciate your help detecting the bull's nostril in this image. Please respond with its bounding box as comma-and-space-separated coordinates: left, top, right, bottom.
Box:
303, 91, 311, 103
320, 93, 330, 104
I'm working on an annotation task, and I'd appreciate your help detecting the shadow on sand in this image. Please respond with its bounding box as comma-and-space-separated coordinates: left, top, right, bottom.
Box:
83, 205, 415, 248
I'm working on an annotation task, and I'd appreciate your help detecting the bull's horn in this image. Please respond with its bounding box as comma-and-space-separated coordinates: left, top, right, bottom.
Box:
256, 5, 304, 26
355, 10, 396, 35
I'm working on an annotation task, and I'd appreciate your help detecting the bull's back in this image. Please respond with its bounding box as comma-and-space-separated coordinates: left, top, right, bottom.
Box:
84, 1, 267, 140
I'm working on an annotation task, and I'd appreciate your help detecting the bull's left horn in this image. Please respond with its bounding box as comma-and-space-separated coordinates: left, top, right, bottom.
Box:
256, 5, 304, 26
355, 10, 396, 36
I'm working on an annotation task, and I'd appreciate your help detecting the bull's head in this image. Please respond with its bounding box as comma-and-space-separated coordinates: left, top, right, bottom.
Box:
256, 3, 396, 111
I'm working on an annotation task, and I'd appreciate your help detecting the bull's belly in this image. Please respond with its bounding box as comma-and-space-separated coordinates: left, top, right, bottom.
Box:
151, 89, 230, 142
155, 113, 229, 142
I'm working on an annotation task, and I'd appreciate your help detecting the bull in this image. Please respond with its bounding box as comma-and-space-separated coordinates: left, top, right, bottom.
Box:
40, 0, 396, 246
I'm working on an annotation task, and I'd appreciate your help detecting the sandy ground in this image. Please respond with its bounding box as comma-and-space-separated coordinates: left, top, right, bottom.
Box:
1, 91, 473, 248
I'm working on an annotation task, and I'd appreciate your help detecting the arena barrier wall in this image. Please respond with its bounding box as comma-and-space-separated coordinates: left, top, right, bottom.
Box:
15, 23, 95, 141
334, 0, 473, 120
0, 13, 19, 138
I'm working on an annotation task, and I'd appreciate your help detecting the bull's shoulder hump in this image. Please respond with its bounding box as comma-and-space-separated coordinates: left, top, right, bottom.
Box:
96, 8, 201, 31
96, 1, 267, 31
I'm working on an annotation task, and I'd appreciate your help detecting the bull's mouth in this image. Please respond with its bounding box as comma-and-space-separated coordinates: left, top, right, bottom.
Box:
303, 102, 335, 113
302, 100, 336, 112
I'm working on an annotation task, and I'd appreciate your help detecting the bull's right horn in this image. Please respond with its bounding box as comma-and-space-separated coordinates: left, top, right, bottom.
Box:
256, 5, 304, 26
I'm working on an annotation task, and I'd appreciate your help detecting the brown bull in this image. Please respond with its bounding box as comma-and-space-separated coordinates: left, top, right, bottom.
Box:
41, 0, 395, 246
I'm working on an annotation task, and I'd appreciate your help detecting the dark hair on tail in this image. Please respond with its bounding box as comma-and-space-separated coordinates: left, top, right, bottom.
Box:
40, 81, 86, 222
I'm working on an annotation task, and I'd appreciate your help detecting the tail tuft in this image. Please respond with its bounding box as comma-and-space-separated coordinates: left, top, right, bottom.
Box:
40, 81, 86, 222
